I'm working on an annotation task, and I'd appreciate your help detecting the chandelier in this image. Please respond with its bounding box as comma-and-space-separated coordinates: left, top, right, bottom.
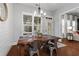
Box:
34, 3, 46, 16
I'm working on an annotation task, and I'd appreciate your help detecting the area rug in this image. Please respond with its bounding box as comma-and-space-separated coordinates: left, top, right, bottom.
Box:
57, 42, 67, 48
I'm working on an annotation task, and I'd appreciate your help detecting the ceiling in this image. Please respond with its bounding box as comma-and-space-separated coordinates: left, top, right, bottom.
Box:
67, 8, 79, 17
22, 3, 76, 12
21, 3, 79, 15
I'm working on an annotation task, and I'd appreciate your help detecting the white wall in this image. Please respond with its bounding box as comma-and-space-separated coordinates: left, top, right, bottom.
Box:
12, 3, 53, 41
2, 3, 79, 56
53, 4, 79, 37
2, 3, 79, 55
0, 3, 52, 56
0, 4, 14, 55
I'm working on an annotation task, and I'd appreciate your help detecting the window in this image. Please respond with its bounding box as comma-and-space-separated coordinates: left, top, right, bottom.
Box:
23, 14, 32, 35
22, 13, 52, 36
62, 19, 65, 33
22, 14, 41, 35
72, 20, 75, 31
34, 16, 41, 32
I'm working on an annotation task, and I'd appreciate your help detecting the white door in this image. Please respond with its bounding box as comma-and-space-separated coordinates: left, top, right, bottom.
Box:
47, 20, 52, 35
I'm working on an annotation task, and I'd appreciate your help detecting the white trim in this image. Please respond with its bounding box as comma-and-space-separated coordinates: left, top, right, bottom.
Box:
21, 12, 33, 36
21, 11, 53, 36
22, 12, 33, 16
59, 7, 79, 16
59, 7, 79, 37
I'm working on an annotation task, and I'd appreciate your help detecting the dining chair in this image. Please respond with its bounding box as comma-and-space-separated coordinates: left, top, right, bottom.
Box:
42, 40, 57, 56
48, 40, 57, 56
28, 40, 40, 56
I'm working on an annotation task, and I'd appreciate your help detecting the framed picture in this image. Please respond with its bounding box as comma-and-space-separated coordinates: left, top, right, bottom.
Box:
0, 3, 8, 21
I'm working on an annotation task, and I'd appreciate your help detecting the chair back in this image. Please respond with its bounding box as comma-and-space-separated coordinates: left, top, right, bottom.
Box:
31, 40, 38, 48
30, 40, 43, 50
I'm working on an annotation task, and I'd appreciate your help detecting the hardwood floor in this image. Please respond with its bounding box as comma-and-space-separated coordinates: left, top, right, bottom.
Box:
7, 39, 79, 56
57, 39, 79, 56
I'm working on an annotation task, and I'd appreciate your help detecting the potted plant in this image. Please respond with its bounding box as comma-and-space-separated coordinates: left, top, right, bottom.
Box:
37, 31, 43, 38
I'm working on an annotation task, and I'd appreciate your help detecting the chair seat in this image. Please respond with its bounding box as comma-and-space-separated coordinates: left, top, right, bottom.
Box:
48, 44, 54, 47
29, 47, 37, 51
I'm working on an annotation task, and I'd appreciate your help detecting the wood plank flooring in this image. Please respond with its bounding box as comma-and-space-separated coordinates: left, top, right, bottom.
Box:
7, 39, 79, 56
57, 39, 79, 56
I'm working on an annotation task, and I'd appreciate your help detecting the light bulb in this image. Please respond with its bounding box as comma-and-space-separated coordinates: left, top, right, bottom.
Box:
40, 10, 43, 14
34, 11, 36, 16
44, 12, 46, 16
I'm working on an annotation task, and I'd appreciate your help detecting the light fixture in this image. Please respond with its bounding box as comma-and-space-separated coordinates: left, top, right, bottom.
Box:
34, 3, 46, 16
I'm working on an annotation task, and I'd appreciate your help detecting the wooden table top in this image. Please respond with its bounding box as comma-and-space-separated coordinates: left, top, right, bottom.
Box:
17, 35, 60, 46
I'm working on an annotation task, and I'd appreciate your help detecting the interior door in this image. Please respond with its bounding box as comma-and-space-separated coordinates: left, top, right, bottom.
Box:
48, 21, 52, 35
46, 17, 53, 35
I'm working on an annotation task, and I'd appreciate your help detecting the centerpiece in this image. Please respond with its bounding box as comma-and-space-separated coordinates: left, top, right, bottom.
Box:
37, 31, 43, 38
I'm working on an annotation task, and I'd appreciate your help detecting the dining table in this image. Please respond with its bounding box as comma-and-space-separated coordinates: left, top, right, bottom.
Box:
17, 35, 60, 46
16, 35, 61, 56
